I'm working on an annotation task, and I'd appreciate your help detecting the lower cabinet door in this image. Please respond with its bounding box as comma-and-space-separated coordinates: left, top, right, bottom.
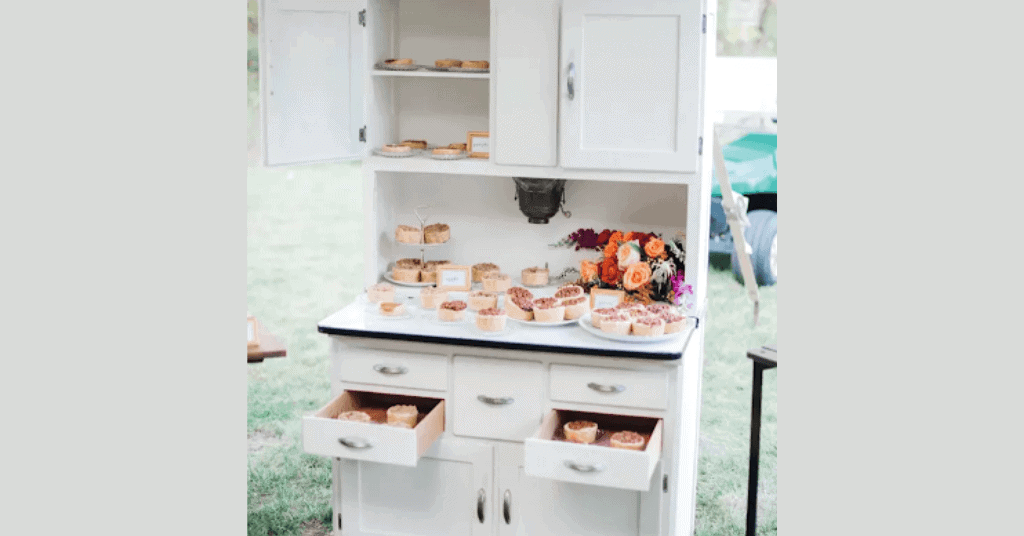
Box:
497, 444, 663, 536
340, 437, 493, 536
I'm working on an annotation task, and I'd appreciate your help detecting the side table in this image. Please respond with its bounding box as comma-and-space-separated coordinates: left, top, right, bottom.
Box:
746, 344, 777, 536
248, 318, 287, 363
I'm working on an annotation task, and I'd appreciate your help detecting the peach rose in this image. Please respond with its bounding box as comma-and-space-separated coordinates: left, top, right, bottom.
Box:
622, 262, 652, 291
644, 238, 665, 259
617, 240, 641, 269
580, 260, 599, 282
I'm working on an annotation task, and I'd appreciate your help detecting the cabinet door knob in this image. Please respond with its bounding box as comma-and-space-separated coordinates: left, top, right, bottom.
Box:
503, 489, 511, 524
565, 461, 605, 473
587, 382, 626, 394
373, 364, 408, 375
477, 395, 514, 406
567, 62, 576, 100
338, 437, 372, 449
477, 488, 486, 523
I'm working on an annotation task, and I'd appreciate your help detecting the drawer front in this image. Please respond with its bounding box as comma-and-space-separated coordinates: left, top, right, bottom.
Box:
524, 410, 663, 492
302, 391, 445, 467
549, 365, 669, 410
338, 347, 449, 392
453, 356, 544, 442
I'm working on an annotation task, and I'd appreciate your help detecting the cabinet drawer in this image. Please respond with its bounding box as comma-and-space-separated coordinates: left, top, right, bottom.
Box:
549, 365, 668, 410
524, 409, 663, 492
302, 390, 445, 467
338, 347, 448, 392
453, 356, 544, 442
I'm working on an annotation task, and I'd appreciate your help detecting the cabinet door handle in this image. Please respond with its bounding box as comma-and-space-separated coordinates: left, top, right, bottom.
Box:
565, 461, 605, 473
373, 364, 408, 375
477, 488, 486, 523
477, 395, 514, 406
567, 62, 576, 100
338, 437, 372, 450
587, 382, 626, 394
503, 489, 511, 524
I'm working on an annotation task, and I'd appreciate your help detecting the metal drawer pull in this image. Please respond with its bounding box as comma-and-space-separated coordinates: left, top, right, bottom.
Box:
565, 461, 605, 473
477, 489, 486, 523
373, 364, 407, 375
567, 62, 575, 100
477, 395, 514, 406
338, 437, 372, 449
503, 489, 511, 524
587, 382, 626, 394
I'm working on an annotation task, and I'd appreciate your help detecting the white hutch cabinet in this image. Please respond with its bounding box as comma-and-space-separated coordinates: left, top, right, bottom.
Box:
259, 0, 717, 534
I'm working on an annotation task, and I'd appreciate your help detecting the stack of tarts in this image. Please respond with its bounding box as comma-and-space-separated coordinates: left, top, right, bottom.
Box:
587, 301, 689, 339
505, 285, 587, 325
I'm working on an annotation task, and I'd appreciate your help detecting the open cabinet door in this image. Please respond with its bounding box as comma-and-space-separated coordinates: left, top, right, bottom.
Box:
260, 0, 366, 167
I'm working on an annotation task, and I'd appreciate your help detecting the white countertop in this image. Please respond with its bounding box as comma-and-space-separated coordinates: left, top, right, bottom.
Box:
317, 287, 699, 360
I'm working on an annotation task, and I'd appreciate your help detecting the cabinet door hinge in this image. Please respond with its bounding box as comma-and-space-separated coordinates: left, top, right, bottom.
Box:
358, 9, 366, 27
702, 14, 707, 33
698, 136, 703, 155
359, 126, 367, 142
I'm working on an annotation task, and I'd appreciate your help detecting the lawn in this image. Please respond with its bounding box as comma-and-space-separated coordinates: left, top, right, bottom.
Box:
246, 10, 776, 532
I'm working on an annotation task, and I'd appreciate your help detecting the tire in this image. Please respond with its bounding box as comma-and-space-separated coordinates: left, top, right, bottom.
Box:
731, 210, 777, 287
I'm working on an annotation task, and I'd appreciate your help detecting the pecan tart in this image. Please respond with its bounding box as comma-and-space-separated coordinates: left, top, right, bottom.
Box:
468, 290, 499, 311
631, 315, 665, 336
482, 272, 512, 293
610, 431, 646, 450
532, 297, 565, 323
506, 295, 534, 321
521, 266, 549, 286
475, 307, 507, 332
472, 262, 500, 282
367, 282, 396, 303
437, 300, 468, 322
386, 405, 419, 428
424, 223, 450, 244
563, 420, 598, 444
395, 224, 422, 244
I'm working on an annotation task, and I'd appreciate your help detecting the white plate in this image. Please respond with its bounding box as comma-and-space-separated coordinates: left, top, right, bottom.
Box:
394, 241, 450, 248
383, 272, 436, 287
428, 151, 468, 160
577, 314, 690, 343
508, 315, 580, 327
375, 62, 422, 71
372, 148, 423, 158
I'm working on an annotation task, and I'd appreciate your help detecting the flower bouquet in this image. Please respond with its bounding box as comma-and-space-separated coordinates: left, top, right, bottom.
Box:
551, 229, 693, 306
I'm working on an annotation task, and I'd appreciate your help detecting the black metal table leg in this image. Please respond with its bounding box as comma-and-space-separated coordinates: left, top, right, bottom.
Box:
746, 362, 765, 536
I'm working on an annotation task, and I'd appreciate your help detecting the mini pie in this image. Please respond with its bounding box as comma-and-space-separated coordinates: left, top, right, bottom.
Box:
661, 312, 687, 334
419, 286, 449, 309
626, 307, 650, 318
521, 266, 549, 286
475, 307, 507, 332
395, 224, 422, 244
424, 223, 450, 244
472, 263, 500, 282
610, 431, 646, 450
507, 286, 534, 300
590, 307, 619, 329
563, 420, 598, 444
337, 410, 372, 422
600, 313, 632, 336
420, 260, 451, 284
554, 285, 584, 299
615, 302, 646, 314
400, 139, 428, 149
560, 295, 589, 321
382, 144, 413, 153
532, 297, 565, 323
438, 300, 468, 322
387, 405, 419, 428
384, 58, 414, 65
506, 295, 534, 321
468, 290, 499, 311
447, 143, 467, 150
379, 301, 407, 317
482, 273, 512, 293
462, 60, 489, 69
631, 315, 665, 336
367, 282, 396, 303
392, 258, 421, 282
646, 303, 673, 316
435, 59, 462, 68
432, 147, 463, 155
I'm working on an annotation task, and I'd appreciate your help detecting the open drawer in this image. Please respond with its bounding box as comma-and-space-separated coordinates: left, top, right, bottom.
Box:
524, 410, 663, 492
302, 390, 445, 467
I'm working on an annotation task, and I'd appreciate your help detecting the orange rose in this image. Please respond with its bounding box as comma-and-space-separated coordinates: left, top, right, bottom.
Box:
644, 238, 665, 259
580, 260, 599, 282
608, 231, 624, 245
600, 257, 620, 285
603, 240, 619, 259
624, 231, 641, 242
622, 262, 652, 291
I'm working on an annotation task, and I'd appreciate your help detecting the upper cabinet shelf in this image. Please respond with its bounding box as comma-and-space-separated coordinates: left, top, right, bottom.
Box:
371, 69, 490, 80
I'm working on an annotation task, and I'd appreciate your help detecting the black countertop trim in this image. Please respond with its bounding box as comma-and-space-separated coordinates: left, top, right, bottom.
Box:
317, 325, 684, 360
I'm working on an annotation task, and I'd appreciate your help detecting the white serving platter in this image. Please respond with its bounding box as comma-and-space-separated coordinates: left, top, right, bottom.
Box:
508, 316, 580, 327
577, 314, 691, 343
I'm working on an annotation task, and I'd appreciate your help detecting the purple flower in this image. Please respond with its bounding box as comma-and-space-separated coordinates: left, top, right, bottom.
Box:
568, 228, 601, 250
670, 273, 691, 305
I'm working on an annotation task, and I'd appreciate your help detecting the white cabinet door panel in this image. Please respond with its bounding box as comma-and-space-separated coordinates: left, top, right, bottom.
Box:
261, 0, 366, 166
560, 0, 702, 172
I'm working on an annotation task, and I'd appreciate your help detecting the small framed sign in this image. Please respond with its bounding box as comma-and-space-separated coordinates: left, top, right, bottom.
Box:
467, 131, 490, 159
247, 316, 260, 348
436, 264, 472, 291
590, 288, 625, 311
